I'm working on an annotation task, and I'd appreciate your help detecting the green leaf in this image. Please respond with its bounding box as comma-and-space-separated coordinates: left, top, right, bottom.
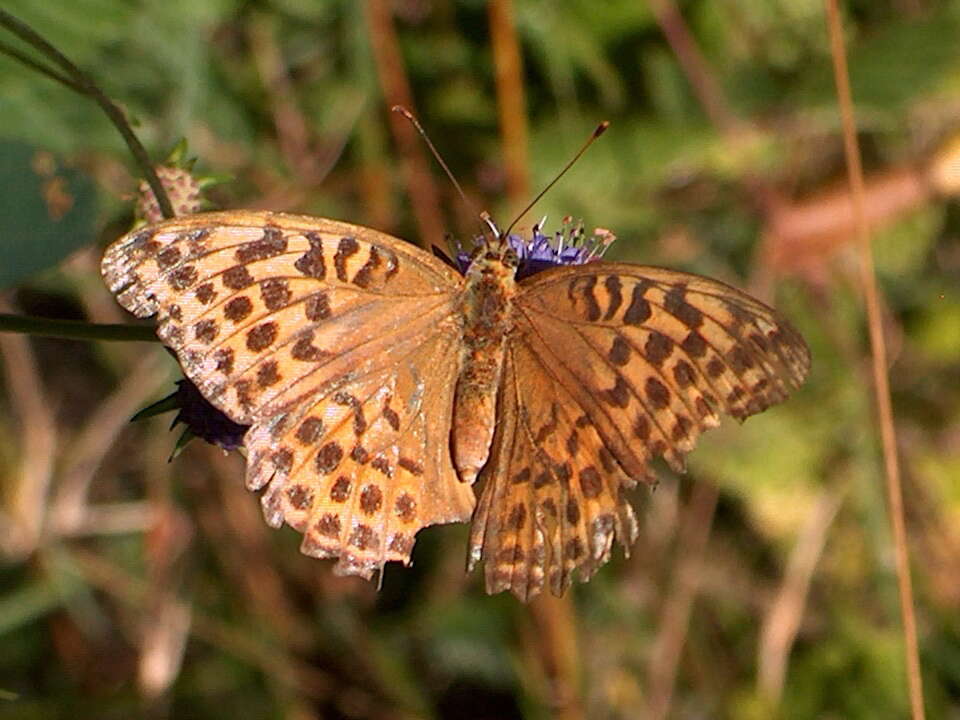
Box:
0, 141, 98, 288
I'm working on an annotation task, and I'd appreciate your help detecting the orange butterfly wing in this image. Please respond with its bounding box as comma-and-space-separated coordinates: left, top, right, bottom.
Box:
469, 262, 810, 600
102, 210, 474, 578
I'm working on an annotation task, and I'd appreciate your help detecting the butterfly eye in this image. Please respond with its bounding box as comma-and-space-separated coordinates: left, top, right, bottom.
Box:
503, 248, 519, 268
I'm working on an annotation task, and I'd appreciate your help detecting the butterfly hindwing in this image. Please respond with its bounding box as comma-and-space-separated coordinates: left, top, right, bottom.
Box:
102, 210, 474, 577
469, 262, 810, 599
469, 339, 641, 600
249, 328, 474, 577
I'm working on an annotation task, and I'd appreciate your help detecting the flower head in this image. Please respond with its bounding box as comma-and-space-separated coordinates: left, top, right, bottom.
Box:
134, 378, 248, 455
134, 139, 228, 224
456, 217, 616, 280
171, 379, 248, 451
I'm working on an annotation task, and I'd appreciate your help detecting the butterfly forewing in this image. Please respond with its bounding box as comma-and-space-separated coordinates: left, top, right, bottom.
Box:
103, 211, 461, 419
519, 263, 809, 422
469, 262, 810, 599
102, 210, 473, 577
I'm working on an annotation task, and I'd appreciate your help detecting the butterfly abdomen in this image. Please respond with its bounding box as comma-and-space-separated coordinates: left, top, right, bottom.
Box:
451, 254, 518, 485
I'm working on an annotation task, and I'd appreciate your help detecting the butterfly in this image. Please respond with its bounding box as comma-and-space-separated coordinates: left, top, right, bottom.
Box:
102, 210, 810, 600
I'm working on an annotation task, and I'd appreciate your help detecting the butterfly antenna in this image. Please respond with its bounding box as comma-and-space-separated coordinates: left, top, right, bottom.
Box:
503, 121, 609, 238
392, 105, 480, 219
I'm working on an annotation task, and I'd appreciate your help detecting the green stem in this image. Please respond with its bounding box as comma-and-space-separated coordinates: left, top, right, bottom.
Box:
0, 10, 175, 219
0, 314, 158, 343
0, 38, 82, 91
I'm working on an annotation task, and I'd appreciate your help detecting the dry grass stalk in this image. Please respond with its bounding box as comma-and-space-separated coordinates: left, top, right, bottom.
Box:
0, 297, 58, 558
758, 488, 845, 703
644, 479, 718, 720
824, 1, 926, 717
488, 0, 530, 211
364, 0, 445, 249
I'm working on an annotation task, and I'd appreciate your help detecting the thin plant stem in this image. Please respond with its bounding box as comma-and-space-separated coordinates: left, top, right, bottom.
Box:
0, 38, 82, 91
645, 479, 718, 720
527, 593, 583, 720
51, 352, 169, 536
363, 0, 445, 249
646, 0, 740, 135
823, 2, 925, 718
0, 313, 158, 343
488, 0, 530, 214
758, 488, 845, 703
0, 302, 57, 558
0, 9, 174, 219
645, 0, 777, 220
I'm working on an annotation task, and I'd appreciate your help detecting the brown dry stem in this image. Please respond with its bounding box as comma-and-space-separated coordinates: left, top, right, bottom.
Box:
757, 488, 845, 702
644, 479, 718, 720
0, 298, 58, 557
488, 0, 530, 211
824, 1, 926, 717
364, 0, 445, 249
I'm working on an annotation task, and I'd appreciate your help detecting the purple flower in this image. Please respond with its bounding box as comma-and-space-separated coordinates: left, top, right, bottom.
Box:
456, 218, 616, 280
172, 379, 248, 450
134, 378, 248, 454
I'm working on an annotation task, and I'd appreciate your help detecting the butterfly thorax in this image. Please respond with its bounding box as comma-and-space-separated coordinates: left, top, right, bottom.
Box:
451, 248, 518, 485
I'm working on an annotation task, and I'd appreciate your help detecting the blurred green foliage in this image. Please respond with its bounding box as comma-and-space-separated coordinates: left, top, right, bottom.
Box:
1, 1, 959, 719
0, 141, 97, 288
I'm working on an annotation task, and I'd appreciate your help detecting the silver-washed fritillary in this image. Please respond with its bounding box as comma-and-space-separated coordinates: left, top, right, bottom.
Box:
102, 210, 809, 600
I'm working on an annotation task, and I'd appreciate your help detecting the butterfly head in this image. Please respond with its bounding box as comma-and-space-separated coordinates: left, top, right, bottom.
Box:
455, 216, 616, 280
